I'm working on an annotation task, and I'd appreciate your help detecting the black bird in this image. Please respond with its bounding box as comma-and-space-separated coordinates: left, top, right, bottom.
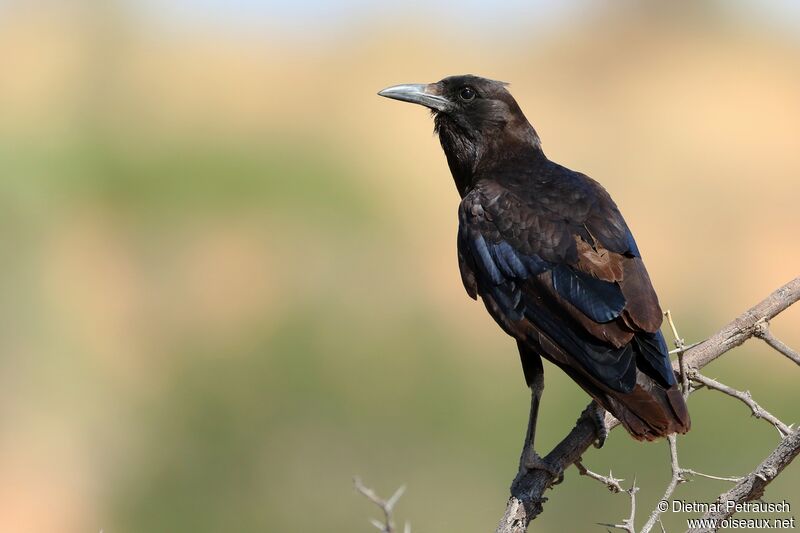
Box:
378, 75, 690, 470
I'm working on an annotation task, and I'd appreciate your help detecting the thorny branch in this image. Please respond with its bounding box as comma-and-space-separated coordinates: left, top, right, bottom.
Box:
608, 482, 638, 533
689, 429, 800, 532
495, 277, 800, 533
755, 320, 800, 367
354, 477, 410, 533
664, 310, 689, 397
580, 304, 796, 533
575, 460, 626, 493
689, 371, 792, 438
576, 461, 638, 532
579, 434, 746, 533
639, 435, 685, 533
584, 307, 758, 533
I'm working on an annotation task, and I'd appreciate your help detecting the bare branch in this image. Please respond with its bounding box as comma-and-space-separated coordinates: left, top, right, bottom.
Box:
495, 277, 800, 533
755, 321, 800, 366
354, 477, 409, 533
575, 460, 625, 493
623, 482, 638, 533
664, 310, 686, 351
580, 431, 744, 533
665, 310, 690, 397
687, 429, 800, 533
669, 341, 702, 355
580, 438, 744, 533
577, 460, 638, 532
598, 481, 638, 533
640, 435, 686, 533
689, 371, 791, 437
680, 469, 742, 483
680, 277, 800, 372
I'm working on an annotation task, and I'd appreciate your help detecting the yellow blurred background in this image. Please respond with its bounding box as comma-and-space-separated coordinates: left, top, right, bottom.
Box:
1, 1, 799, 531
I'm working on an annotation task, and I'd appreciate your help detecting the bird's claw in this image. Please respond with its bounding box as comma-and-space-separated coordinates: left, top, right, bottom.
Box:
580, 402, 608, 449
524, 450, 562, 479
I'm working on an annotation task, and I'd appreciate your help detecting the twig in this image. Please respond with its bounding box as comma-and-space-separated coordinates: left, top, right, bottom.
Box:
575, 460, 625, 493
688, 371, 791, 437
680, 277, 800, 372
640, 435, 686, 533
495, 277, 800, 533
680, 469, 742, 483
354, 477, 410, 533
687, 429, 800, 533
755, 320, 800, 366
623, 482, 638, 533
664, 310, 685, 351
581, 446, 742, 532
579, 436, 741, 532
576, 460, 638, 532
598, 481, 638, 533
665, 310, 690, 397
668, 341, 701, 355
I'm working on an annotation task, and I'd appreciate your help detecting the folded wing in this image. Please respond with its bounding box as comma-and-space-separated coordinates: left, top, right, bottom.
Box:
458, 178, 689, 439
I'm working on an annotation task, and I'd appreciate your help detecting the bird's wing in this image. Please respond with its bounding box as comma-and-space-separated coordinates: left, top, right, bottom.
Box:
457, 178, 674, 393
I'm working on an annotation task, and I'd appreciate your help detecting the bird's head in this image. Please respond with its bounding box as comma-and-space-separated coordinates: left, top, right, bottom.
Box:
378, 74, 541, 194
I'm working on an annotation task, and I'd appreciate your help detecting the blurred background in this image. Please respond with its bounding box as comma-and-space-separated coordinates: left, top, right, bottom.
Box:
1, 1, 799, 531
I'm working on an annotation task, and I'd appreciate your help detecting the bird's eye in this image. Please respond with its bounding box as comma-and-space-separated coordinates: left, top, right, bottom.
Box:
459, 87, 476, 102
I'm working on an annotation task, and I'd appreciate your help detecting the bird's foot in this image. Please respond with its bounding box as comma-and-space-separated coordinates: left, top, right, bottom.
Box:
524, 449, 562, 481
580, 401, 608, 449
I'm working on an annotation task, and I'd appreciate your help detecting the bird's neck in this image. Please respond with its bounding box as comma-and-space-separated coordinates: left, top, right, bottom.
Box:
437, 121, 544, 197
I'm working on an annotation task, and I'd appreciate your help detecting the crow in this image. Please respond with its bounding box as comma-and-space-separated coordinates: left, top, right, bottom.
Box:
378, 75, 690, 472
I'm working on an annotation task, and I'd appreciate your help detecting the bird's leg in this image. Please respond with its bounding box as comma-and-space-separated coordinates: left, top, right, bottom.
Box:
516, 354, 559, 478
579, 400, 608, 449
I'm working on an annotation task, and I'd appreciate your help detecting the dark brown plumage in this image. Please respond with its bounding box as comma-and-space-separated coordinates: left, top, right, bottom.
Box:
379, 75, 689, 444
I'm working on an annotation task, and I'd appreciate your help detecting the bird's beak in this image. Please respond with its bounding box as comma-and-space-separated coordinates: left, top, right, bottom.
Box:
377, 83, 452, 112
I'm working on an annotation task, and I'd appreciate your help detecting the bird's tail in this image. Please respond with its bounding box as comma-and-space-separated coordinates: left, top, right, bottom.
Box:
554, 360, 691, 441
602, 372, 690, 441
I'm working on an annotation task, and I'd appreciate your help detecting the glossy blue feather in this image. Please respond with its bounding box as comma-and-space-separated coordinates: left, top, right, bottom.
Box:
551, 264, 626, 323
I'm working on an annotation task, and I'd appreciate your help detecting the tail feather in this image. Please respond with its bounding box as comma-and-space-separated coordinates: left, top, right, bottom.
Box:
603, 372, 691, 441
520, 324, 691, 441
550, 359, 690, 440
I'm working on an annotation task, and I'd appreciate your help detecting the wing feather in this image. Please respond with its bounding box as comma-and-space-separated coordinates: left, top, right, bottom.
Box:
458, 178, 674, 394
